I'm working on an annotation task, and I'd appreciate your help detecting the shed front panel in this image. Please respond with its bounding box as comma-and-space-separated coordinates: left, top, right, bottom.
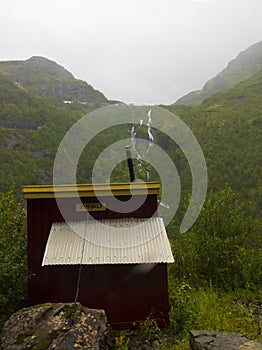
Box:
42, 263, 169, 328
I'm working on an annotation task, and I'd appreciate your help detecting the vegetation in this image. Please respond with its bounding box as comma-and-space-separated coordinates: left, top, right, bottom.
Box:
0, 188, 27, 324
0, 56, 108, 104
164, 186, 262, 348
0, 62, 261, 214
0, 49, 261, 348
169, 187, 262, 291
112, 187, 262, 349
166, 69, 262, 218
0, 71, 98, 192
175, 39, 262, 104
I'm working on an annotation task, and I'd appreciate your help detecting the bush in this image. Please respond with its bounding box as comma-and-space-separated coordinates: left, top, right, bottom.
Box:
169, 187, 262, 291
0, 187, 27, 323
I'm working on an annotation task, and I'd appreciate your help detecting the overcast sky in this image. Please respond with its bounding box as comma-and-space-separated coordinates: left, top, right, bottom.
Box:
1, 0, 261, 104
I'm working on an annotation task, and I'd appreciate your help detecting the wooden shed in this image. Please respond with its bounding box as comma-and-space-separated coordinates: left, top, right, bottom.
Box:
22, 182, 174, 329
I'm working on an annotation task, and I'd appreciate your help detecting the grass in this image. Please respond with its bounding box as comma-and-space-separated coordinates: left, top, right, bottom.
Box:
113, 286, 261, 349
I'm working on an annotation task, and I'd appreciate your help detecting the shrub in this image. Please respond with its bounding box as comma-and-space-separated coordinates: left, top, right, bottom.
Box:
0, 187, 27, 323
169, 187, 262, 291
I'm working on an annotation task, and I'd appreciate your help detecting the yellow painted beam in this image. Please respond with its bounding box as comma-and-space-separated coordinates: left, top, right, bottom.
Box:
22, 182, 160, 199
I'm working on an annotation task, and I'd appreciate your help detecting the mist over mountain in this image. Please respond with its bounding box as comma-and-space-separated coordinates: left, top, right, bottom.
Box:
175, 40, 262, 105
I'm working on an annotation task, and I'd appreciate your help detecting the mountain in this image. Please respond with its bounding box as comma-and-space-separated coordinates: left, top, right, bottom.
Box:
175, 40, 262, 105
167, 69, 262, 216
0, 56, 261, 217
0, 70, 97, 192
0, 56, 108, 105
0, 71, 52, 130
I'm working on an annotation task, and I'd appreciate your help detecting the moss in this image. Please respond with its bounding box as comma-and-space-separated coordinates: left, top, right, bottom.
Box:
15, 324, 59, 349
99, 312, 106, 320
29, 303, 53, 309
52, 303, 79, 319
64, 304, 78, 319
15, 327, 36, 345
28, 304, 54, 320
33, 330, 59, 350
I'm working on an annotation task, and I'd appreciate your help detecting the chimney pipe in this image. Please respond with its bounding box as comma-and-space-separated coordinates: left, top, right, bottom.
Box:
125, 146, 135, 182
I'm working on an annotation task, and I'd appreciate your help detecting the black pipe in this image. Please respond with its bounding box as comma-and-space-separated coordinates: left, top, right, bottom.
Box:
125, 146, 135, 182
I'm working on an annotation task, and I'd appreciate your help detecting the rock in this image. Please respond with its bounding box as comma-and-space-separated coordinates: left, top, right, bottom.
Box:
0, 302, 112, 350
189, 330, 262, 350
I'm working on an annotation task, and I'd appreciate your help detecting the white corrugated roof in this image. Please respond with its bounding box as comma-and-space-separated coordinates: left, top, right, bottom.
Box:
42, 217, 174, 265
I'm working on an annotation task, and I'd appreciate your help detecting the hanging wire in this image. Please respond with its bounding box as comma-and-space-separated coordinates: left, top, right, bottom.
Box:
74, 214, 87, 302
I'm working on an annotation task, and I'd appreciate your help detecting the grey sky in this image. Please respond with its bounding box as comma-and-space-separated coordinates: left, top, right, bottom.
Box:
1, 0, 262, 104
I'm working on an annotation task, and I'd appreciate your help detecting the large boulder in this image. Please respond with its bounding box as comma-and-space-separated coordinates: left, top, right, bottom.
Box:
1, 302, 112, 350
189, 330, 262, 350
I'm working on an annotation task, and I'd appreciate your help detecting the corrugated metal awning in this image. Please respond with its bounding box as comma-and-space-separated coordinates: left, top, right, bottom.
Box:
42, 217, 174, 265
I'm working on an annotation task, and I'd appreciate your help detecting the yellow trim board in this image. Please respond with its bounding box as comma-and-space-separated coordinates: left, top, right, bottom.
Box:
22, 182, 160, 199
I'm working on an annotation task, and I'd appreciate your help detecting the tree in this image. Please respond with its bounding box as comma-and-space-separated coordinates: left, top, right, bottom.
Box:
0, 188, 27, 323
170, 187, 262, 291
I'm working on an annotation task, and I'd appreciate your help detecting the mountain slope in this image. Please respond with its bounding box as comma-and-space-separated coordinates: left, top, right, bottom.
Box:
0, 71, 52, 130
175, 40, 262, 105
0, 63, 261, 218
167, 70, 262, 216
0, 71, 97, 192
0, 56, 108, 105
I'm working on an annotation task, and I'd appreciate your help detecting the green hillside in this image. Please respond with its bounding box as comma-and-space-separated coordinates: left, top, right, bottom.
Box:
0, 71, 97, 193
0, 71, 53, 129
0, 56, 108, 105
175, 40, 262, 105
167, 69, 262, 216
0, 57, 261, 218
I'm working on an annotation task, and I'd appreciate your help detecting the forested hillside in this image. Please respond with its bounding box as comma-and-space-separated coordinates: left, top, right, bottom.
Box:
167, 69, 262, 217
0, 65, 261, 218
0, 71, 97, 193
0, 56, 108, 104
175, 40, 262, 105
